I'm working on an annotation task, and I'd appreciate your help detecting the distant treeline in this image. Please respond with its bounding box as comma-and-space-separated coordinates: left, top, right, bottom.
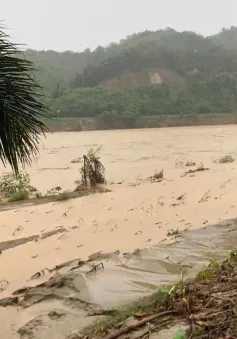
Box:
45, 72, 237, 121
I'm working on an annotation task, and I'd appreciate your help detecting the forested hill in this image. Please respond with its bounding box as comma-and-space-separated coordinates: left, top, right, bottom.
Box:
26, 27, 237, 92
27, 27, 237, 123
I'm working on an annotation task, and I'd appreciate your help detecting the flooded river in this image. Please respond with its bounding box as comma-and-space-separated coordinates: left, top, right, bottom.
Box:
1, 125, 237, 192
1, 125, 237, 338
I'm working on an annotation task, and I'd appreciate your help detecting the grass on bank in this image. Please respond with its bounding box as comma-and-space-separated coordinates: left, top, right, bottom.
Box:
55, 190, 77, 201
8, 191, 30, 202
83, 251, 237, 339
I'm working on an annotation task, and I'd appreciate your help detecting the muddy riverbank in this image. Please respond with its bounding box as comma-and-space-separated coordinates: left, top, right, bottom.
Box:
0, 218, 236, 338
45, 114, 237, 132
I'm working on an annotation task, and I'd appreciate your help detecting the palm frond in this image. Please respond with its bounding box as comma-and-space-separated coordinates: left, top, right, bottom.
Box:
0, 28, 49, 173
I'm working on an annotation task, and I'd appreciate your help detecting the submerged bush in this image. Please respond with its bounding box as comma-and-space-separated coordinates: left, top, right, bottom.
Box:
218, 155, 235, 163
80, 146, 106, 188
8, 191, 29, 202
0, 172, 39, 201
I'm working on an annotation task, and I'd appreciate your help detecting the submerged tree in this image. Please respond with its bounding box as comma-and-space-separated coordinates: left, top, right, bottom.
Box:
80, 146, 106, 188
0, 28, 48, 174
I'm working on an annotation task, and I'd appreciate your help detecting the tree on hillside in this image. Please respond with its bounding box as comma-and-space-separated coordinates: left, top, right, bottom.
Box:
211, 26, 237, 51
0, 28, 48, 173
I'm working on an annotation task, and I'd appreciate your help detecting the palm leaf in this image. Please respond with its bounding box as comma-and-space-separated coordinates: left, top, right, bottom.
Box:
0, 28, 49, 173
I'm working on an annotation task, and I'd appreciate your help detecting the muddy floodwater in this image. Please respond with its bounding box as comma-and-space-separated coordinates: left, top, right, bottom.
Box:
2, 125, 237, 192
1, 125, 237, 338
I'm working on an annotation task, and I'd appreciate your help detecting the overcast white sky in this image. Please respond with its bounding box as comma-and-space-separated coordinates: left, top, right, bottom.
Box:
2, 0, 237, 52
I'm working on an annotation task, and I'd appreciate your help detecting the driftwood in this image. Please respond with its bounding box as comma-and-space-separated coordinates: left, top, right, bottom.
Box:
182, 163, 209, 177
103, 311, 177, 339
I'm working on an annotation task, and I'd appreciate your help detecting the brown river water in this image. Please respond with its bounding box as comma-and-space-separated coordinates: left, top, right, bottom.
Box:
1, 125, 237, 338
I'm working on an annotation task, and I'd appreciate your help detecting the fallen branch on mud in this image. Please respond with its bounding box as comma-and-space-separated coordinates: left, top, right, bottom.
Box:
103, 311, 177, 339
88, 309, 120, 317
86, 262, 104, 274
150, 169, 164, 182
182, 163, 209, 177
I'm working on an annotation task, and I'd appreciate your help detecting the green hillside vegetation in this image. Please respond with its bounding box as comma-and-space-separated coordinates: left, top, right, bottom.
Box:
71, 29, 237, 88
27, 27, 237, 125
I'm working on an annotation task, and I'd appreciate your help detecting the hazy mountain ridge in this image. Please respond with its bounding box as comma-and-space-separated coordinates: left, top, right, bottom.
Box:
25, 27, 237, 91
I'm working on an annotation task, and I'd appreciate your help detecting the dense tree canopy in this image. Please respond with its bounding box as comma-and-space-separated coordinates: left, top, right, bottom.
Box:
211, 26, 237, 52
